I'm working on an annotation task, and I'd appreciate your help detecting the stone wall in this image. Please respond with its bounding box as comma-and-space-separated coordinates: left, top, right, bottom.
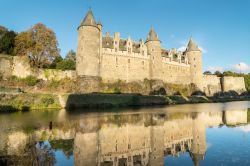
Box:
161, 63, 191, 84
221, 76, 246, 93
12, 56, 32, 78
202, 75, 222, 96
0, 55, 76, 81
0, 55, 13, 78
100, 50, 150, 82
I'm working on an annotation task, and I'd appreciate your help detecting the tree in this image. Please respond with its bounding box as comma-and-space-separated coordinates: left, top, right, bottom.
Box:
65, 49, 76, 62
0, 25, 16, 55
214, 71, 223, 77
0, 31, 16, 55
56, 59, 75, 70
203, 71, 212, 75
14, 23, 59, 68
0, 25, 8, 39
49, 56, 63, 69
223, 71, 234, 76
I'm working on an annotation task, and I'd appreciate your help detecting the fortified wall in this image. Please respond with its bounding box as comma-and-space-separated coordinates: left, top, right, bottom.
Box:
0, 54, 76, 81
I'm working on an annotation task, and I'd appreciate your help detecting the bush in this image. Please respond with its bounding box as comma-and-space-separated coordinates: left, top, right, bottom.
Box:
49, 79, 60, 89
23, 75, 38, 86
41, 96, 55, 107
56, 59, 75, 70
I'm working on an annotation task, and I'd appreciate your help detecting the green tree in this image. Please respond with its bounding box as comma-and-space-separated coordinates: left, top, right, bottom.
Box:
56, 59, 75, 70
14, 23, 59, 68
49, 56, 63, 69
0, 26, 8, 39
65, 49, 76, 62
0, 31, 16, 55
214, 71, 223, 77
203, 71, 212, 75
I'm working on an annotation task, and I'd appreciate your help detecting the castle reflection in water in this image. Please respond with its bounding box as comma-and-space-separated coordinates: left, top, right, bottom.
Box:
0, 103, 249, 166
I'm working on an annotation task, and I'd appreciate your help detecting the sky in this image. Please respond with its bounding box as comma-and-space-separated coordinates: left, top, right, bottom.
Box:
1, 0, 250, 73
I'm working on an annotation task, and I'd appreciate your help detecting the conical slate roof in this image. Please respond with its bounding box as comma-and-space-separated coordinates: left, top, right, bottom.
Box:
187, 38, 200, 52
80, 10, 97, 27
146, 28, 159, 42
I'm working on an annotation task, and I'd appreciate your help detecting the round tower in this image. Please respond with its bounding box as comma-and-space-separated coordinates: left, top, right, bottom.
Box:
77, 9, 101, 77
186, 38, 203, 90
145, 28, 162, 80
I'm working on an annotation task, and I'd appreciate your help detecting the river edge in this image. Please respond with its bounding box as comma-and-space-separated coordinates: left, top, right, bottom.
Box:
1, 92, 250, 113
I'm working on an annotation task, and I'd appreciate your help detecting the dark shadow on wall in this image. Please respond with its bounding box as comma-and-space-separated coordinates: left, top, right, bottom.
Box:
65, 93, 168, 111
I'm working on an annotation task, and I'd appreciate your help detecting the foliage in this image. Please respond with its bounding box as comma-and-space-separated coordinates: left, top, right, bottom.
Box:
14, 23, 59, 68
0, 72, 3, 81
0, 25, 16, 55
49, 56, 63, 69
49, 54, 75, 70
214, 70, 223, 77
23, 75, 38, 86
65, 49, 76, 62
48, 79, 60, 89
41, 96, 55, 107
56, 59, 75, 70
203, 71, 212, 75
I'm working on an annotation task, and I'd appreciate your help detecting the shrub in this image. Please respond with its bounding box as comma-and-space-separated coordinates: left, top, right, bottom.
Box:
41, 96, 55, 107
56, 59, 75, 70
23, 75, 38, 86
49, 79, 60, 89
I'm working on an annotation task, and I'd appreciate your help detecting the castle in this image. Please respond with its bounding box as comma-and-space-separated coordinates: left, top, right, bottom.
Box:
76, 10, 203, 90
0, 9, 246, 95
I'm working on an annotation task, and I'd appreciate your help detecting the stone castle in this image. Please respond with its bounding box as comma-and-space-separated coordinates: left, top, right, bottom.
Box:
0, 9, 246, 95
76, 10, 246, 94
76, 10, 203, 90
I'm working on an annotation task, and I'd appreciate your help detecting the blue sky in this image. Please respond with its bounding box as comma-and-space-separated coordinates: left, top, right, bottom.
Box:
1, 0, 250, 72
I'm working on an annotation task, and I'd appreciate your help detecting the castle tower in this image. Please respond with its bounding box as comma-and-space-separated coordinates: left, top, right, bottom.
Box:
145, 28, 162, 80
190, 113, 206, 166
76, 10, 102, 92
77, 9, 101, 77
186, 38, 203, 90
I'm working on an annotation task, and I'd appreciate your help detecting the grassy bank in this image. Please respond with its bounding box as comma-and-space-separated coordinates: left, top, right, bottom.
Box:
0, 92, 250, 112
0, 93, 61, 112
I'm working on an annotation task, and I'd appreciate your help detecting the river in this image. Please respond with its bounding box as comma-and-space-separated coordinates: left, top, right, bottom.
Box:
0, 101, 250, 166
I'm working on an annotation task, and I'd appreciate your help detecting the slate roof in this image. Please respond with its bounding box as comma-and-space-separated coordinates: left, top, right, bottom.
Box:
146, 28, 159, 42
80, 10, 97, 27
186, 38, 200, 52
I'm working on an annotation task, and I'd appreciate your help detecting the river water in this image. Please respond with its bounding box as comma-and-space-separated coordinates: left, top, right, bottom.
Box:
0, 101, 250, 166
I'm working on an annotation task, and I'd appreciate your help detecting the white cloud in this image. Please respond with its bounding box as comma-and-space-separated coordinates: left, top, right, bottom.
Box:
231, 62, 250, 73
207, 66, 224, 73
177, 46, 186, 52
238, 124, 250, 133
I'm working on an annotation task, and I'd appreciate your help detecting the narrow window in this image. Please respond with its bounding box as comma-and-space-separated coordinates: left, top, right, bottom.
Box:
128, 59, 130, 63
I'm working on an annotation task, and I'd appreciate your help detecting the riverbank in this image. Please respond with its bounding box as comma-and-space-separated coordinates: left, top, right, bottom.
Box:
1, 92, 250, 112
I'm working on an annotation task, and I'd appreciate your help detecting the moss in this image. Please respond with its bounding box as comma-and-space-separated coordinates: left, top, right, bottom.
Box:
0, 93, 61, 112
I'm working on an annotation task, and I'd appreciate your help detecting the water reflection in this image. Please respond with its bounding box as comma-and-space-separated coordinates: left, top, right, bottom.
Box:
0, 102, 250, 166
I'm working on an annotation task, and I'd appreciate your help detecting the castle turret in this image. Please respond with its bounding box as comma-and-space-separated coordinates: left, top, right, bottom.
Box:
145, 28, 162, 80
77, 9, 101, 77
186, 38, 203, 90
